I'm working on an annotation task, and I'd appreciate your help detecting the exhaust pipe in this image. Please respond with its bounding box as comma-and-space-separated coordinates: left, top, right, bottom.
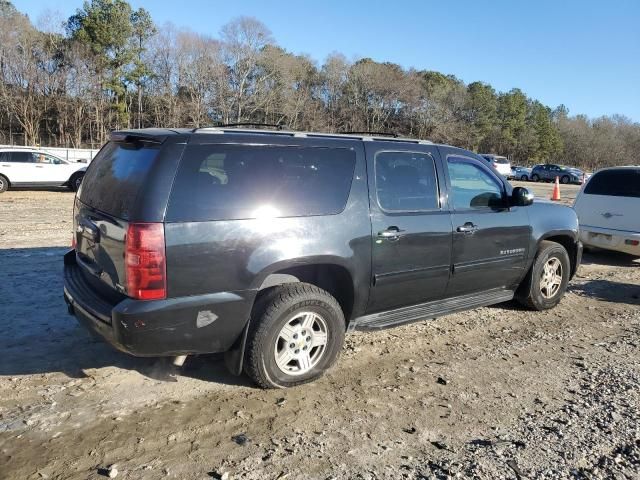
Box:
172, 355, 187, 367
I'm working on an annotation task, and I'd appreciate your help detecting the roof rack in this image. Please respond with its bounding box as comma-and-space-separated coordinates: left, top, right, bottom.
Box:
192, 122, 286, 132
189, 126, 433, 145
338, 131, 399, 138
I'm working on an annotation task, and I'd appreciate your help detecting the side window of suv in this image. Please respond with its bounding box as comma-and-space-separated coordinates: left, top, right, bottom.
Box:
167, 145, 357, 222
447, 157, 504, 210
375, 151, 439, 211
8, 152, 35, 163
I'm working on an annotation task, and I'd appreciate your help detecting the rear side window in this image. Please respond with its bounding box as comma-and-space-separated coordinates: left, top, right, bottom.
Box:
79, 141, 160, 219
584, 169, 640, 198
166, 144, 356, 222
9, 152, 35, 163
375, 151, 439, 211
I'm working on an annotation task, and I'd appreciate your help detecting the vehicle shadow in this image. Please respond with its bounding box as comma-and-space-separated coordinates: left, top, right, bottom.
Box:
581, 249, 640, 268
0, 246, 252, 387
570, 279, 640, 306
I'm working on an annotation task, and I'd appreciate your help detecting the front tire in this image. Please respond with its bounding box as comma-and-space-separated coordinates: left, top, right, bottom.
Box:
561, 175, 570, 184
520, 175, 528, 181
516, 240, 570, 311
0, 174, 8, 193
531, 174, 539, 182
244, 283, 345, 389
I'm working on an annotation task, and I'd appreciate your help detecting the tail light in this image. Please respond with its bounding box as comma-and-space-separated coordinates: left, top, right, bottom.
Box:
125, 223, 166, 300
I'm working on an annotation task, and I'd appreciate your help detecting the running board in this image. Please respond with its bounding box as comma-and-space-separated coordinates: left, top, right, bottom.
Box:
350, 288, 514, 331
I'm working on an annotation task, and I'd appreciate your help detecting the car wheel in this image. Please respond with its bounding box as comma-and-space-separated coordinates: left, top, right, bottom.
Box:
69, 173, 84, 192
531, 174, 539, 182
516, 240, 570, 311
0, 174, 8, 193
560, 175, 570, 184
244, 282, 345, 389
520, 175, 528, 181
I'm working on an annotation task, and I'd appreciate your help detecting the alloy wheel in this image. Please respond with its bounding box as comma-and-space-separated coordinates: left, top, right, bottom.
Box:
274, 311, 328, 376
540, 257, 563, 299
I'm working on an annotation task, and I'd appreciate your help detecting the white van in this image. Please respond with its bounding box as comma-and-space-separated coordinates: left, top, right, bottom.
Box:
573, 167, 640, 256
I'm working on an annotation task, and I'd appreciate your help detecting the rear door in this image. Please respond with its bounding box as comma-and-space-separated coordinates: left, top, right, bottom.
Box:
5, 151, 37, 183
575, 168, 640, 232
441, 149, 530, 296
366, 143, 452, 312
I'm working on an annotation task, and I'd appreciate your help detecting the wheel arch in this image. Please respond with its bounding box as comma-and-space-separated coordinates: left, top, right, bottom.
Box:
225, 262, 356, 377
538, 233, 580, 279
0, 172, 11, 186
256, 263, 356, 323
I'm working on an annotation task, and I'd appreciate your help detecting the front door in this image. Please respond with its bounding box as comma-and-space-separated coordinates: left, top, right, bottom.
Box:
366, 143, 452, 313
31, 153, 71, 183
441, 149, 530, 296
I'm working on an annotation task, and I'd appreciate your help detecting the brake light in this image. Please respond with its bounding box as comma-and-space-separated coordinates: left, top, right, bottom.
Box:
125, 223, 166, 300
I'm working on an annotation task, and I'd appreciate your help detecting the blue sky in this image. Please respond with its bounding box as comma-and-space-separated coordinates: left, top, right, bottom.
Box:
13, 0, 640, 121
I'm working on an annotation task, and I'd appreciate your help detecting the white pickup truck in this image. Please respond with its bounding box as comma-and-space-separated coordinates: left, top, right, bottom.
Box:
0, 148, 87, 193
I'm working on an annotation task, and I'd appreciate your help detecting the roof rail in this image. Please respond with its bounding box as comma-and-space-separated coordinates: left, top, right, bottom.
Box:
193, 122, 287, 132
189, 126, 434, 145
339, 130, 399, 138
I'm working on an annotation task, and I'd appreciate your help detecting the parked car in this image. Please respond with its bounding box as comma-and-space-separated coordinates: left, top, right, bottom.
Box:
530, 164, 584, 184
0, 148, 86, 192
479, 154, 512, 177
573, 166, 640, 256
64, 128, 582, 388
511, 166, 532, 181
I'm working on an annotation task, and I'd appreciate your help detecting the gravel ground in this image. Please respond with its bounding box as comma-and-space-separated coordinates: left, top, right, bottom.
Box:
0, 185, 638, 480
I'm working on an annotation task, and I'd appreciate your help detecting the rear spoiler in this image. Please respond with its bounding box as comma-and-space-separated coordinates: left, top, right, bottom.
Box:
110, 131, 165, 145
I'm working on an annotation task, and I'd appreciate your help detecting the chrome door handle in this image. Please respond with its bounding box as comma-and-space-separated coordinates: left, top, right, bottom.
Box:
456, 222, 478, 234
35, 165, 44, 168
378, 227, 406, 240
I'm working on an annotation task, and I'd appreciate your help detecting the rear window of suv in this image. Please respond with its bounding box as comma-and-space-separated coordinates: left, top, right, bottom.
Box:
79, 141, 161, 219
584, 169, 640, 198
166, 144, 356, 222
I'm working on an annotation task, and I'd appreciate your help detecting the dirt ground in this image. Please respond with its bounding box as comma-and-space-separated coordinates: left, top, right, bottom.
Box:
0, 184, 638, 480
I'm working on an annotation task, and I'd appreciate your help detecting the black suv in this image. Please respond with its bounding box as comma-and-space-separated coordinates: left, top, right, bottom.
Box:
64, 128, 582, 388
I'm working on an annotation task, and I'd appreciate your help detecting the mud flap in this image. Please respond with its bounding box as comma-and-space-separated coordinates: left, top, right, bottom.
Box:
224, 319, 250, 376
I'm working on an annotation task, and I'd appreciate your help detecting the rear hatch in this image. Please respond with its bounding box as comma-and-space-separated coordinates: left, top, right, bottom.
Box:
73, 136, 168, 301
575, 168, 640, 233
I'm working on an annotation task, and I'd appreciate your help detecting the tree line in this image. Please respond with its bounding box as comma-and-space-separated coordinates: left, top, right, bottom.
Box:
1, 0, 638, 170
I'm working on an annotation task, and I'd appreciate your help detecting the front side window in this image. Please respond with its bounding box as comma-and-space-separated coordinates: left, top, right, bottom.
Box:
447, 157, 504, 210
375, 151, 439, 211
167, 145, 356, 222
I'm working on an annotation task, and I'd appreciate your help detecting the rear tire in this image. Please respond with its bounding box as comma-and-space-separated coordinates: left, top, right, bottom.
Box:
0, 175, 8, 193
69, 172, 84, 192
244, 283, 345, 389
516, 240, 570, 311
520, 175, 528, 181
531, 174, 539, 182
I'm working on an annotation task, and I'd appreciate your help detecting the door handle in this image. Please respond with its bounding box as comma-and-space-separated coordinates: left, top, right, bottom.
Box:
456, 222, 478, 234
378, 226, 405, 240
1, 164, 10, 167
35, 165, 44, 168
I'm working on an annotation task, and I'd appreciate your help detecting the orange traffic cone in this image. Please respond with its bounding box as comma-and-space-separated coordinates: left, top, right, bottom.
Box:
551, 176, 561, 201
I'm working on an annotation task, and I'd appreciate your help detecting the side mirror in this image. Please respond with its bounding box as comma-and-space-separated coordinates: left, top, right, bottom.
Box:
511, 186, 534, 207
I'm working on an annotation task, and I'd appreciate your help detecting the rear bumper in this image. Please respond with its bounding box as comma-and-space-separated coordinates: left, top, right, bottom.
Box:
579, 226, 640, 256
63, 250, 255, 357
